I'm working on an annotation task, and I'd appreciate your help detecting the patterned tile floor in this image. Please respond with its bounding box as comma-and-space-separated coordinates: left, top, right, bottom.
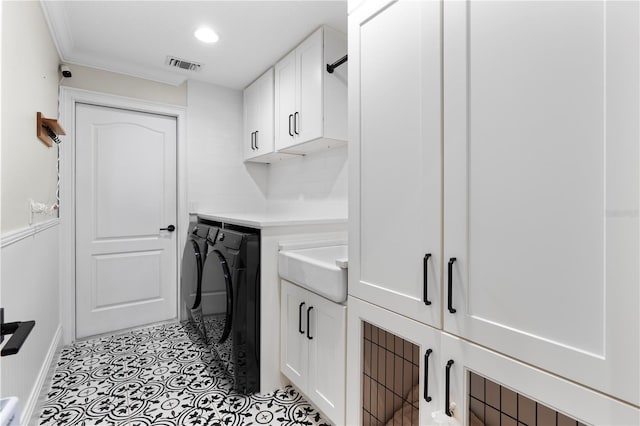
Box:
39, 321, 330, 426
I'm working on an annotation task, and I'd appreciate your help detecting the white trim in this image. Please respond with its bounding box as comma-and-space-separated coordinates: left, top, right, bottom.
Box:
22, 325, 62, 426
1, 219, 60, 248
58, 86, 188, 345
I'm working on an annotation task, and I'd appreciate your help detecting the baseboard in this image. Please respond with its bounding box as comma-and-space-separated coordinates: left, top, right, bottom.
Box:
22, 325, 62, 426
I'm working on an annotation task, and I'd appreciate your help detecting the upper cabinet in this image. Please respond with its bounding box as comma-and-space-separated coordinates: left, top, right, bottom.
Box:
243, 68, 297, 163
275, 27, 347, 155
348, 0, 442, 329
350, 0, 640, 407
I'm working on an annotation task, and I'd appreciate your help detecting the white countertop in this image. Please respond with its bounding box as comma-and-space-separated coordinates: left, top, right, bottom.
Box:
195, 211, 348, 229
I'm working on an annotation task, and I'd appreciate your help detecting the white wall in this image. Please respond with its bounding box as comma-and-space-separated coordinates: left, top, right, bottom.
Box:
187, 80, 268, 213
62, 64, 187, 106
266, 145, 348, 217
0, 3, 62, 424
1, 1, 60, 232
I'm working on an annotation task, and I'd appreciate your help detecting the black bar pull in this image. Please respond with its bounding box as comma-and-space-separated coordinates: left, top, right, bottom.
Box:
1, 309, 36, 357
424, 349, 433, 402
288, 114, 294, 137
306, 306, 313, 340
423, 253, 432, 305
326, 54, 348, 73
298, 302, 305, 334
160, 225, 175, 232
294, 112, 300, 135
254, 130, 259, 150
447, 258, 457, 313
445, 359, 454, 416
250, 131, 254, 150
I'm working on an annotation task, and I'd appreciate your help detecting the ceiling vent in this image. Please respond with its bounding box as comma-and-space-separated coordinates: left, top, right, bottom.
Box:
165, 56, 202, 72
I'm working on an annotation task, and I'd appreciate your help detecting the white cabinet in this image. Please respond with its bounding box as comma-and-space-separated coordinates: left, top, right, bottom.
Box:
346, 296, 640, 426
442, 0, 639, 406
275, 26, 347, 155
348, 0, 442, 328
243, 68, 297, 163
350, 0, 640, 409
280, 280, 346, 424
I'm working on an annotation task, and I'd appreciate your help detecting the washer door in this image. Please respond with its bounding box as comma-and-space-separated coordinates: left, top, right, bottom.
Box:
180, 237, 203, 312
200, 249, 233, 346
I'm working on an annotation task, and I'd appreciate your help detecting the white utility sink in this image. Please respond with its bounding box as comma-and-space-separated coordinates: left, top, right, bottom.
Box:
278, 243, 348, 303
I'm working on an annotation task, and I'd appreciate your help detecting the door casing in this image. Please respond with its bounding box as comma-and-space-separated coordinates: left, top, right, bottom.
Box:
59, 87, 188, 344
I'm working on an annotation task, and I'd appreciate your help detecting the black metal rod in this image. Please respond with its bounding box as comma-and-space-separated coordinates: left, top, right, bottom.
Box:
306, 306, 314, 340
424, 349, 433, 402
445, 359, 454, 416
326, 55, 348, 73
294, 112, 300, 135
254, 130, 259, 150
288, 114, 294, 137
423, 253, 432, 305
1, 320, 35, 357
298, 302, 305, 334
448, 258, 457, 313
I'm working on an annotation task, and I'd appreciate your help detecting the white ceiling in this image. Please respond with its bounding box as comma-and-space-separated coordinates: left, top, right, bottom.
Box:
42, 1, 347, 90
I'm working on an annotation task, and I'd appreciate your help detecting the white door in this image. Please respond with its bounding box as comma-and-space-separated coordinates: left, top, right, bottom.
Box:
306, 290, 346, 424
280, 280, 308, 390
243, 77, 259, 160
75, 103, 178, 338
255, 68, 274, 157
295, 28, 323, 144
349, 0, 442, 328
274, 51, 297, 151
443, 0, 639, 405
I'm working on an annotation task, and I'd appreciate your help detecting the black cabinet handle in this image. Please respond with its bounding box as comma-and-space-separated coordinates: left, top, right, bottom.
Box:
254, 130, 259, 149
306, 306, 313, 340
288, 114, 294, 137
445, 359, 454, 416
160, 225, 176, 232
250, 131, 255, 150
447, 258, 457, 313
424, 349, 433, 402
423, 253, 432, 305
298, 302, 305, 334
294, 112, 300, 135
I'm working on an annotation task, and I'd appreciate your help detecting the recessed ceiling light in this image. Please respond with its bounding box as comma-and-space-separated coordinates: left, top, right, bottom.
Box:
195, 27, 219, 43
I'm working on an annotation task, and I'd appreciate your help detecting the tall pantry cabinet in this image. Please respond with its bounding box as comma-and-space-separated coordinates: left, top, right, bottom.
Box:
348, 0, 640, 422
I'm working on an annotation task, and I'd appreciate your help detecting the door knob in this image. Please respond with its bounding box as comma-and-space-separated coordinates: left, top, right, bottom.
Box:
160, 225, 176, 232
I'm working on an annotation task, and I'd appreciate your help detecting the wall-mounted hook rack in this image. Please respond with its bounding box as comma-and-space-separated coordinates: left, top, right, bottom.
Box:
37, 112, 66, 147
0, 308, 35, 357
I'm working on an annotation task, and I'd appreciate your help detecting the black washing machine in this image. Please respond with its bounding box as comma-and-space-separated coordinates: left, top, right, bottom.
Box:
182, 220, 261, 394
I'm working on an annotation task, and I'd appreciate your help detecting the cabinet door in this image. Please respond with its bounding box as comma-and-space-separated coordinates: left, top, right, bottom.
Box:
295, 28, 323, 144
443, 0, 639, 405
346, 296, 442, 426
306, 291, 346, 425
254, 68, 274, 156
274, 50, 297, 151
243, 79, 258, 160
280, 281, 308, 390
440, 333, 640, 426
349, 0, 442, 328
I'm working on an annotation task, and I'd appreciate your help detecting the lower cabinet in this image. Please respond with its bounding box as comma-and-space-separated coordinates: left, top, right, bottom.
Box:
347, 296, 640, 426
281, 280, 346, 424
